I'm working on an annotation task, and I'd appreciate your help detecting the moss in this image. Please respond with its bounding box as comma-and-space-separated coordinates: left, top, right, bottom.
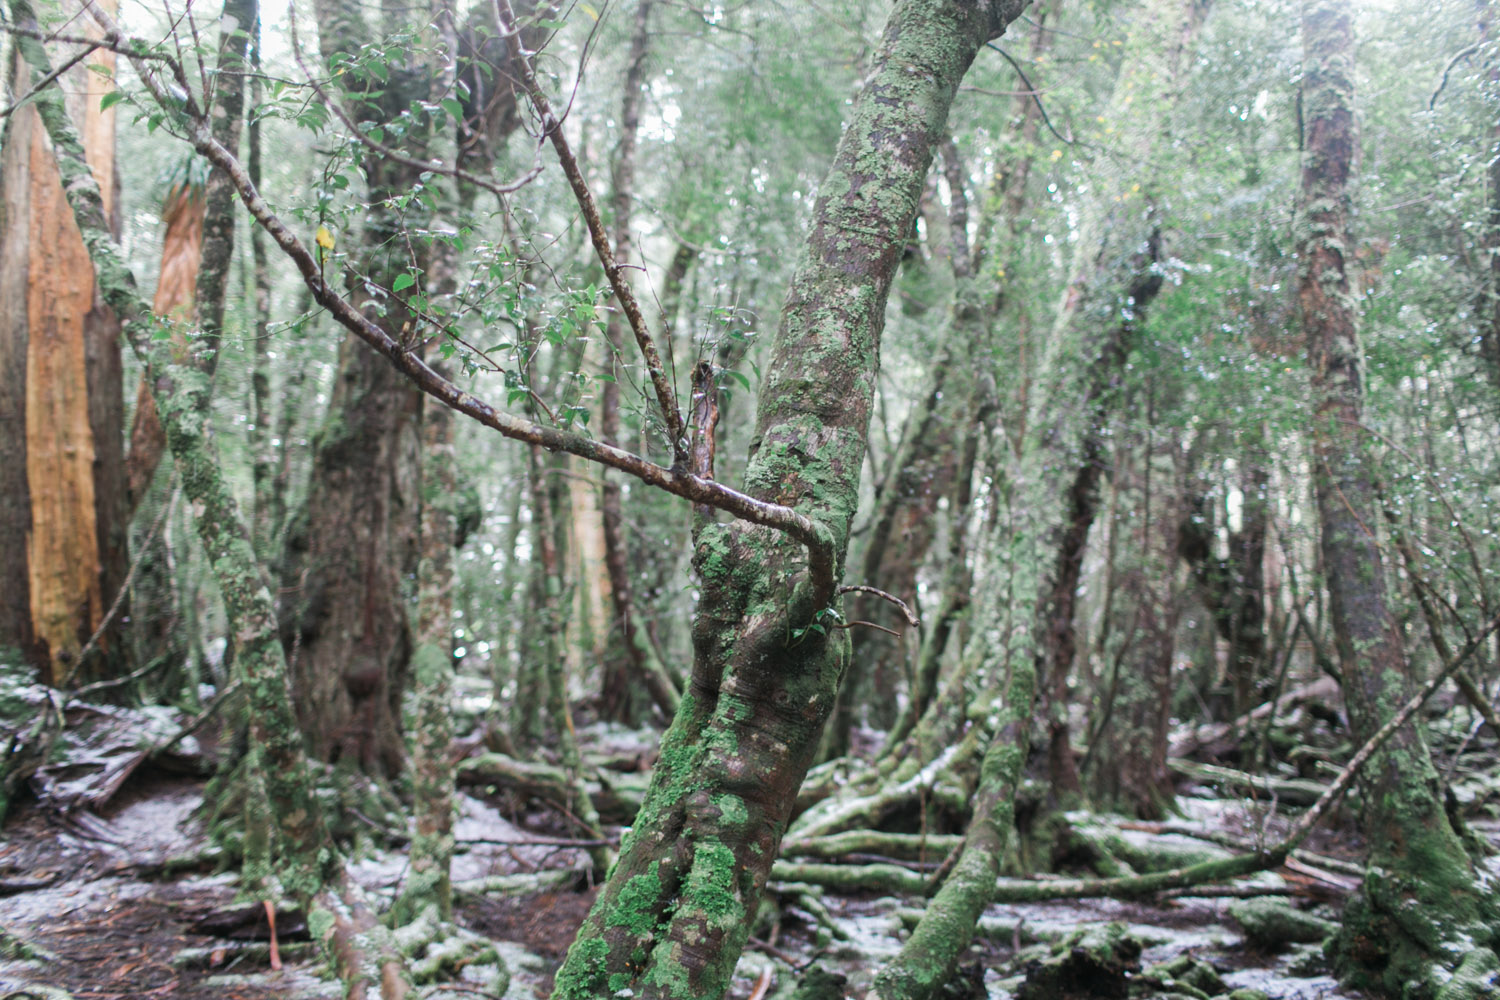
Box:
1434, 949, 1500, 1000
684, 840, 740, 924
552, 933, 610, 1000
608, 871, 664, 935
307, 906, 336, 945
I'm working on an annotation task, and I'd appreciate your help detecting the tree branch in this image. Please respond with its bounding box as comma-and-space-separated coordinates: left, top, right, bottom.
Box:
70, 0, 835, 586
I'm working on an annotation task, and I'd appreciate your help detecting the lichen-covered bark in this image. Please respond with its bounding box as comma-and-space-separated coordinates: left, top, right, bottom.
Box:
1300, 0, 1500, 991
548, 3, 1030, 998
393, 364, 459, 924
0, 2, 127, 685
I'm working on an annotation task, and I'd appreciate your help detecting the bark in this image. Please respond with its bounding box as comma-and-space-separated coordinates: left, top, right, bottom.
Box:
0, 0, 126, 685
281, 0, 440, 776
545, 3, 1030, 997
393, 361, 459, 924
248, 15, 275, 557
1299, 0, 1500, 989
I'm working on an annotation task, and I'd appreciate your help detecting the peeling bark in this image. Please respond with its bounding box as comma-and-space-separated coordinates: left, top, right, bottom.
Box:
0, 1, 126, 685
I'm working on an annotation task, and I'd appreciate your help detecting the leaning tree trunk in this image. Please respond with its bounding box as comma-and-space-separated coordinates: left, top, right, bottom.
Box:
545, 3, 1031, 997
0, 0, 127, 687
1300, 0, 1500, 990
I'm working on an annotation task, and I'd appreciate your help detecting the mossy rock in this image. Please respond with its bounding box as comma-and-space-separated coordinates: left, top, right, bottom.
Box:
1228, 898, 1336, 949
1017, 923, 1143, 1000
1223, 990, 1269, 1000
1142, 955, 1226, 998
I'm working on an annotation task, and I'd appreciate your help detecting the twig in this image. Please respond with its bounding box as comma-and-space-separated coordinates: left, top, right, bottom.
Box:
1429, 41, 1481, 109
830, 620, 901, 638
838, 585, 920, 627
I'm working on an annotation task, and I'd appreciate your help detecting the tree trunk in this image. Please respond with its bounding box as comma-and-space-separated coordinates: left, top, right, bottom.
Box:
1033, 0, 1208, 801
282, 0, 444, 776
547, 3, 1030, 997
1086, 413, 1180, 819
597, 0, 682, 724
1300, 0, 1500, 989
0, 0, 127, 686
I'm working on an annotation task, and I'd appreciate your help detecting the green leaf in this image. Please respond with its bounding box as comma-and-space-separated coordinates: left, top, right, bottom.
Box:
440, 97, 464, 121
99, 91, 126, 112
392, 273, 416, 293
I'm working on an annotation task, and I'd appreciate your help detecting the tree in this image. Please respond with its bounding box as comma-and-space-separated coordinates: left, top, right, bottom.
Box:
0, 0, 127, 687
1300, 0, 1500, 989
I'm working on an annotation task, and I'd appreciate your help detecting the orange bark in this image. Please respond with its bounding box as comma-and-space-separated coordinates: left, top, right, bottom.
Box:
12, 1, 119, 682
127, 183, 204, 507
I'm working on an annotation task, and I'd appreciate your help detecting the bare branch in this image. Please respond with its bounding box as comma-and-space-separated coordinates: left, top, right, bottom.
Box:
838, 585, 920, 628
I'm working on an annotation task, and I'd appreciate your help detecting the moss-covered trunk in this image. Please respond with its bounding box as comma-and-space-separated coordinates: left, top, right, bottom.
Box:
1299, 0, 1500, 991
548, 3, 1029, 997
13, 0, 336, 897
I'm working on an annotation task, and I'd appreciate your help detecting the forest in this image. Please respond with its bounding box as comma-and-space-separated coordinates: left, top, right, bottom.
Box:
2, 0, 1499, 997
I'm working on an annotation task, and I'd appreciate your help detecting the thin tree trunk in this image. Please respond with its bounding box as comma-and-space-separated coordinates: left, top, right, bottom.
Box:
597, 0, 681, 723
1300, 0, 1500, 988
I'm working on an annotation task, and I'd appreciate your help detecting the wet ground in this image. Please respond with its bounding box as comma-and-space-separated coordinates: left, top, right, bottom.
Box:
0, 773, 1364, 1000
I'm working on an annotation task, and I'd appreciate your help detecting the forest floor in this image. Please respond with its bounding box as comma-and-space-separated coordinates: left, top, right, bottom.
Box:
0, 756, 1376, 1000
